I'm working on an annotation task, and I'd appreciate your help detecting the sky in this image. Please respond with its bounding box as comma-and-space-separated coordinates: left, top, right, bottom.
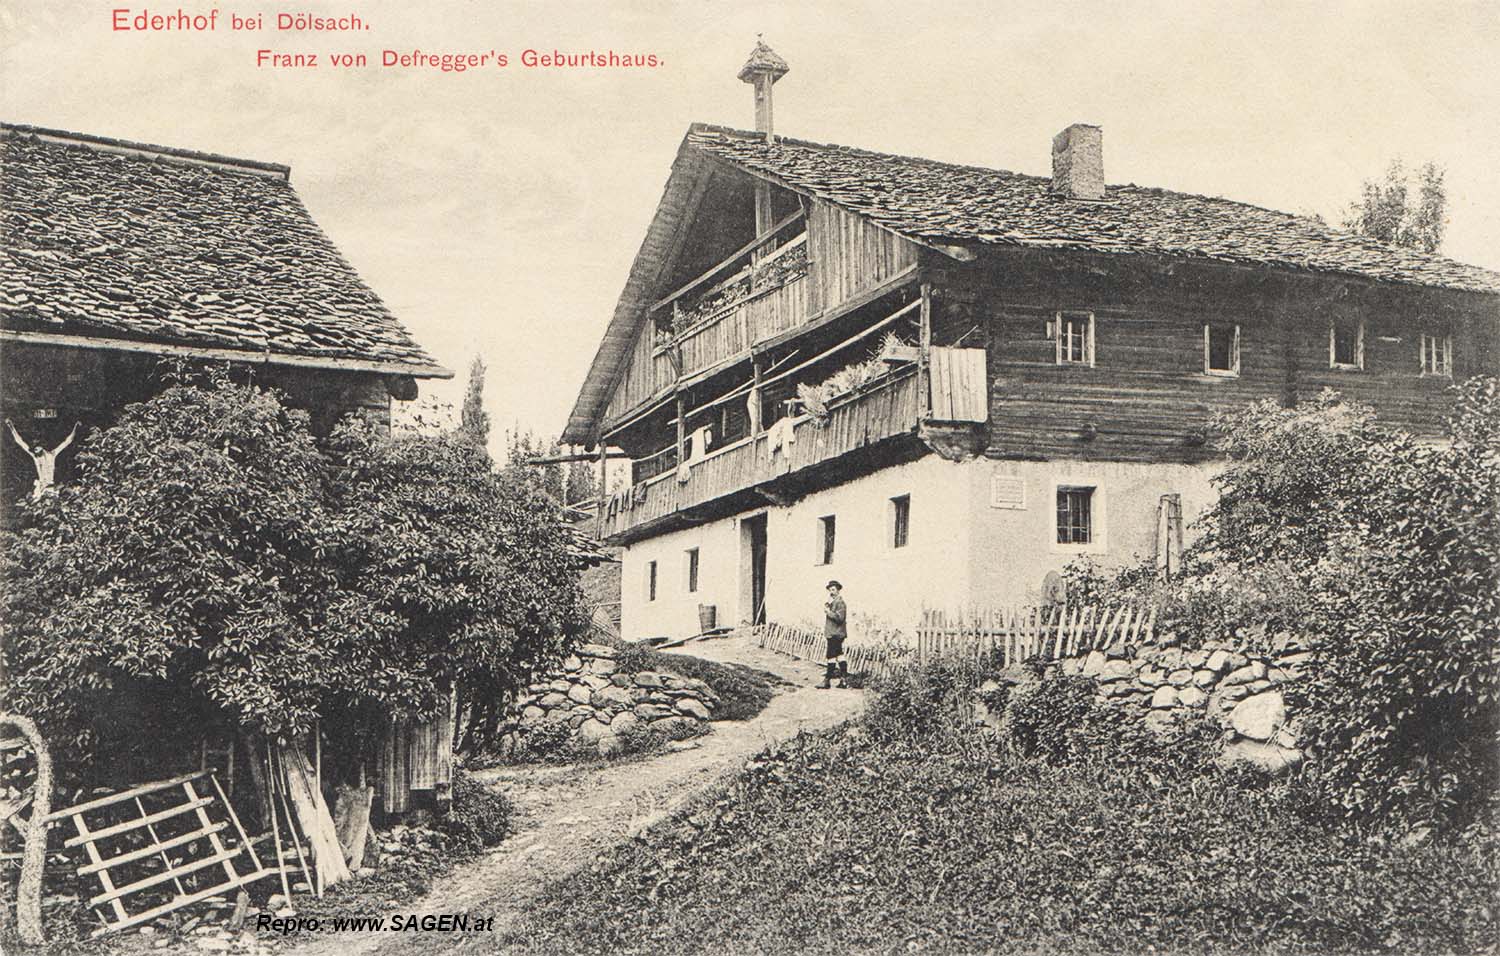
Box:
4, 0, 1498, 461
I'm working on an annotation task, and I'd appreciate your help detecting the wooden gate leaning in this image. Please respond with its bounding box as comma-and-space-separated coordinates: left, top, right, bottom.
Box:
46, 769, 277, 937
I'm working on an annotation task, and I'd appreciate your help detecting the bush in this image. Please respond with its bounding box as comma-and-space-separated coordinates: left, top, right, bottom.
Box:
436, 771, 513, 853
1001, 673, 1097, 762
864, 658, 985, 745
1068, 381, 1499, 830
0, 372, 589, 784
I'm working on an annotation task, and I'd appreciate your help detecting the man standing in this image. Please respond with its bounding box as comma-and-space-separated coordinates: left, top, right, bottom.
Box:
819, 580, 848, 689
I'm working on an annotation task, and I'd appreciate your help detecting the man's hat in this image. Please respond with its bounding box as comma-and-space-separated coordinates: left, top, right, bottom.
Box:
826, 580, 842, 590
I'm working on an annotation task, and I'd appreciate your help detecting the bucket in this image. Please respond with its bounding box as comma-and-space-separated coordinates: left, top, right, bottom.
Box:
697, 604, 717, 633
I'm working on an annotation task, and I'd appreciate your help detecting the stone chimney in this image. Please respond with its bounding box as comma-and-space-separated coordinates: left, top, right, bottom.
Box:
738, 37, 789, 142
1051, 124, 1105, 200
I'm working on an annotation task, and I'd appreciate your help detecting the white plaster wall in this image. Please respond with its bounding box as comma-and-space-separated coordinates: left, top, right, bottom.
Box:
618, 455, 973, 642
618, 455, 1222, 642
964, 458, 1222, 606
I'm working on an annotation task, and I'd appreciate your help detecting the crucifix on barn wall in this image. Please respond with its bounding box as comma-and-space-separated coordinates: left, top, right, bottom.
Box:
7, 419, 79, 499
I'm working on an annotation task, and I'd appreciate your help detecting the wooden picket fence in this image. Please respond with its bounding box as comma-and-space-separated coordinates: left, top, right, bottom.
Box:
916, 603, 1156, 667
752, 622, 902, 681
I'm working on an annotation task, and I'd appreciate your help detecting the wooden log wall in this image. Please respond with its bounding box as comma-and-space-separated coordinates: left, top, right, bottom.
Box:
807, 201, 920, 315
924, 249, 1497, 463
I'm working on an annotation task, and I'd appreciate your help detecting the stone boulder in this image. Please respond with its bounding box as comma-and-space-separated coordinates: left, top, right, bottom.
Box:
566, 684, 592, 705
609, 711, 640, 734
1081, 650, 1107, 677
578, 719, 612, 742
674, 698, 711, 720
1150, 686, 1178, 709
634, 671, 666, 688
1098, 659, 1134, 683
591, 686, 635, 711
1229, 691, 1286, 741
578, 642, 618, 659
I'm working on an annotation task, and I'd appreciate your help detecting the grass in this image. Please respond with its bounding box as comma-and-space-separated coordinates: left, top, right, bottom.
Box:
611, 641, 791, 722
498, 709, 1499, 955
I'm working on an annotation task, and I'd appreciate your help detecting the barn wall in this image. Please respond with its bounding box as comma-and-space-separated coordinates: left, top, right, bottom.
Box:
924, 250, 1497, 463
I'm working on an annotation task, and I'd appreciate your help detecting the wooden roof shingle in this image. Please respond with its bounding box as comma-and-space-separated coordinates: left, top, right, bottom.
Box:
1, 124, 450, 377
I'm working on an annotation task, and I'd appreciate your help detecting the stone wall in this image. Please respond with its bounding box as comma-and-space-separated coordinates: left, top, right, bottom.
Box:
499, 643, 722, 757
1048, 629, 1315, 771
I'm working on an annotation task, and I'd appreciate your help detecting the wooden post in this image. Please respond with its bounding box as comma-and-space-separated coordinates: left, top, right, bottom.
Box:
918, 282, 933, 419
675, 393, 686, 467
596, 443, 608, 538
749, 357, 764, 435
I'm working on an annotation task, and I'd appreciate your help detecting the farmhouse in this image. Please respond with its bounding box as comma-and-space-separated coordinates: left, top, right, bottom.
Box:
563, 41, 1500, 642
0, 122, 452, 519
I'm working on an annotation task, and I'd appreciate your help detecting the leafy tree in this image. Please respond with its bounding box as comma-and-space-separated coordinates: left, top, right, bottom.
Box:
1190, 383, 1497, 829
0, 373, 587, 783
459, 356, 490, 454
1343, 159, 1447, 253
502, 427, 565, 502
564, 458, 597, 506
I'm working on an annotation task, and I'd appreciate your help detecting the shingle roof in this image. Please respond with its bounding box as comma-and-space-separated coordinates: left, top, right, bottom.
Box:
687, 124, 1500, 296
1, 124, 450, 375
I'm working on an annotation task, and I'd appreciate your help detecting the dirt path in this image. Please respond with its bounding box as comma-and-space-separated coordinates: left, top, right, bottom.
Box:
283, 636, 862, 956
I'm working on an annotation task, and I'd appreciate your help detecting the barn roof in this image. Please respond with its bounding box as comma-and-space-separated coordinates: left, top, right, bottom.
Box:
0, 124, 450, 378
689, 124, 1500, 295
562, 122, 1499, 444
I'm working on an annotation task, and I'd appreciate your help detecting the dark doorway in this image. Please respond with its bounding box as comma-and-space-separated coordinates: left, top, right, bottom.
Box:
740, 513, 768, 625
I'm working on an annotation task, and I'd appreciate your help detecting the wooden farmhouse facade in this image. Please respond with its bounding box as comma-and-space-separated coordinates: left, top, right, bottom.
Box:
0, 123, 455, 812
563, 44, 1500, 643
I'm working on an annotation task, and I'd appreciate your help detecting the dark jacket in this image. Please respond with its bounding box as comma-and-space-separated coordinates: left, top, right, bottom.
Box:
825, 595, 847, 640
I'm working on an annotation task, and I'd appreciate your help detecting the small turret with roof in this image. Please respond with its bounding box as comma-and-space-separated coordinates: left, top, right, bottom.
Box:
738, 36, 789, 141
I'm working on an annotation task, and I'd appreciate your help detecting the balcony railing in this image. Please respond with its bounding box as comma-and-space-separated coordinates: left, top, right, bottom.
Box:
646, 214, 812, 389
598, 369, 922, 542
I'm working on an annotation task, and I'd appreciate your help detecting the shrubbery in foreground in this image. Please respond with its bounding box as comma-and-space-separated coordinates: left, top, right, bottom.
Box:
1071, 379, 1499, 831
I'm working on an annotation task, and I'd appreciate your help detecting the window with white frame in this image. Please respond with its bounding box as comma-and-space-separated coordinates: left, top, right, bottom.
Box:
1204, 323, 1240, 375
816, 515, 836, 565
1056, 486, 1095, 545
684, 548, 700, 593
1419, 332, 1452, 377
890, 494, 911, 549
646, 560, 658, 602
1051, 311, 1095, 366
1330, 317, 1364, 369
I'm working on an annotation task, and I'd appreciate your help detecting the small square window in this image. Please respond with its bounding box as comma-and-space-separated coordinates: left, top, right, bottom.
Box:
1420, 333, 1452, 377
646, 560, 658, 602
1056, 486, 1094, 545
1052, 311, 1095, 366
816, 515, 836, 565
890, 495, 911, 549
1204, 323, 1240, 375
685, 548, 700, 593
1330, 318, 1364, 369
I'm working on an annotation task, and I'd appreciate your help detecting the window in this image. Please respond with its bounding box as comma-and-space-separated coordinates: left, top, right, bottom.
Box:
1204, 323, 1240, 375
816, 515, 836, 565
890, 495, 911, 549
1420, 332, 1452, 377
1056, 486, 1094, 545
1052, 311, 1095, 366
1330, 318, 1364, 369
646, 560, 658, 602
685, 548, 700, 593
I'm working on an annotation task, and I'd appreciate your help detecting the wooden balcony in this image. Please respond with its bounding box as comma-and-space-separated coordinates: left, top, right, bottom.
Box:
651, 236, 811, 383
598, 369, 923, 543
